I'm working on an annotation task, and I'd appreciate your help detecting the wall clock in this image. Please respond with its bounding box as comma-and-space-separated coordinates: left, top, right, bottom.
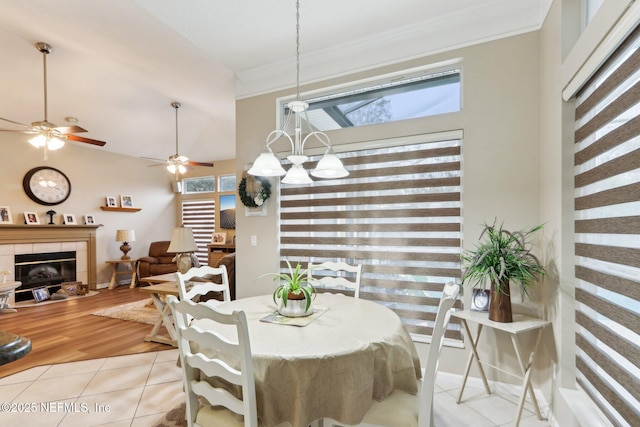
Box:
23, 166, 71, 206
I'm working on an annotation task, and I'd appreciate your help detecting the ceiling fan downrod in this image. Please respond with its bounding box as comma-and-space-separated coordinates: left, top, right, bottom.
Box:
36, 42, 53, 123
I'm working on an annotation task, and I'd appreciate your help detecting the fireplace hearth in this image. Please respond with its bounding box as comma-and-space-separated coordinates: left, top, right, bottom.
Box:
14, 251, 77, 302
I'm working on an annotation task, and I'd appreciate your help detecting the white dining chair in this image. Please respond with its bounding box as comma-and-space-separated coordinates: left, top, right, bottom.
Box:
307, 261, 363, 298
167, 295, 258, 427
333, 282, 460, 427
175, 265, 231, 303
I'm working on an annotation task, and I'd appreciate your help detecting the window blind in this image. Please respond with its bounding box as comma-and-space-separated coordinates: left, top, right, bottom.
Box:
181, 199, 215, 264
574, 24, 640, 426
280, 136, 463, 341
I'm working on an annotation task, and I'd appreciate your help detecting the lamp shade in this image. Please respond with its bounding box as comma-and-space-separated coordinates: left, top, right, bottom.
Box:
115, 229, 136, 243
311, 148, 349, 179
167, 226, 198, 253
248, 150, 287, 177
282, 163, 313, 185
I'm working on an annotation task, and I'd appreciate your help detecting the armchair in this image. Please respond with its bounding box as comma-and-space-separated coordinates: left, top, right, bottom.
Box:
137, 241, 178, 278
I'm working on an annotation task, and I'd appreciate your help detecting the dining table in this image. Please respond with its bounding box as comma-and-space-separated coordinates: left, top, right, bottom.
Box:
193, 292, 422, 427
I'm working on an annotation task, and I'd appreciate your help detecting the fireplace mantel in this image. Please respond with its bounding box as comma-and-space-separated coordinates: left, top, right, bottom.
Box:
0, 224, 101, 288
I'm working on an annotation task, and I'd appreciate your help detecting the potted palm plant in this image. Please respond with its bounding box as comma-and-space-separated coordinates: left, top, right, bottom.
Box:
262, 259, 320, 317
461, 220, 545, 322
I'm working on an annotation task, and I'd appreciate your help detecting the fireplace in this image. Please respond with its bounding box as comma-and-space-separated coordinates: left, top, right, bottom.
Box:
14, 251, 77, 302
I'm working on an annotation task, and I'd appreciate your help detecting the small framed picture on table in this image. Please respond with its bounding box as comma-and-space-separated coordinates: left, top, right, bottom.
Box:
32, 286, 50, 303
471, 288, 491, 312
24, 212, 40, 225
211, 232, 227, 245
63, 214, 77, 225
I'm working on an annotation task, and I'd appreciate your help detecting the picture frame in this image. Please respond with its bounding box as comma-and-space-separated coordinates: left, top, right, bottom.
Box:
106, 196, 117, 207
61, 281, 81, 296
245, 204, 267, 217
0, 206, 13, 224
470, 288, 491, 312
24, 212, 40, 225
32, 286, 50, 303
219, 194, 236, 230
84, 215, 96, 225
63, 213, 77, 225
211, 232, 227, 245
120, 195, 133, 208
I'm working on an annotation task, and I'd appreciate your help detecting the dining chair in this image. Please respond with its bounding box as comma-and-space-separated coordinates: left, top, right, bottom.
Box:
307, 261, 363, 298
175, 265, 231, 303
167, 295, 258, 427
334, 282, 460, 427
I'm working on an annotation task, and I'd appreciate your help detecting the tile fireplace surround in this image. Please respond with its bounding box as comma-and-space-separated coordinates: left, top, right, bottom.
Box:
0, 225, 99, 305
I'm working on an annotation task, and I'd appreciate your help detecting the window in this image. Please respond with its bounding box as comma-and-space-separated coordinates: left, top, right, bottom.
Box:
183, 176, 215, 194
279, 133, 463, 342
218, 174, 237, 192
573, 24, 640, 426
282, 68, 461, 131
181, 199, 215, 264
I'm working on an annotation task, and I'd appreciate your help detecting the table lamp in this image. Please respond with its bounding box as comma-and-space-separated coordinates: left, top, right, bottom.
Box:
116, 229, 136, 260
167, 225, 198, 273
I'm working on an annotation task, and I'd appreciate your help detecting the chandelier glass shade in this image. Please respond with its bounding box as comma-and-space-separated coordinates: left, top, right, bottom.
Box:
247, 1, 348, 185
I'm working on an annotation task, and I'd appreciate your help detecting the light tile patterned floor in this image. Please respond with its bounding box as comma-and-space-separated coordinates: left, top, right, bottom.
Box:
0, 349, 551, 426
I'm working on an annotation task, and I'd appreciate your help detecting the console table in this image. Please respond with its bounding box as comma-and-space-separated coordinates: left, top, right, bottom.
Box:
452, 310, 550, 426
206, 243, 234, 266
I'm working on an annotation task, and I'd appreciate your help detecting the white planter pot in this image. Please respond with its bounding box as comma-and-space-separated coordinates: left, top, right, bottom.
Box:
278, 298, 313, 317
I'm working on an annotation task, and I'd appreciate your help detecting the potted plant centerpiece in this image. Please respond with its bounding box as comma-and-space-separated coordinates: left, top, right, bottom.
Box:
262, 260, 320, 317
461, 220, 545, 322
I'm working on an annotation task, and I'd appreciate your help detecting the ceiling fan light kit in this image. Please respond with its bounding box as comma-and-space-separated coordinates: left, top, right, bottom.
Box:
248, 0, 348, 185
0, 42, 106, 159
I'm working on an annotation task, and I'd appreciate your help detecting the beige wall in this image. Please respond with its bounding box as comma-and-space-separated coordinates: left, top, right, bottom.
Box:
236, 30, 547, 386
0, 132, 233, 286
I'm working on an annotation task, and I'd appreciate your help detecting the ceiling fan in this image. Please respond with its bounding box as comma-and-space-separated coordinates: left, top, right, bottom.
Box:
145, 102, 214, 178
0, 42, 106, 159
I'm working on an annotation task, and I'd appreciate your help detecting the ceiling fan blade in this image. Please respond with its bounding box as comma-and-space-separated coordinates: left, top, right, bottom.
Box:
188, 161, 214, 167
55, 125, 88, 134
0, 117, 31, 128
65, 134, 106, 146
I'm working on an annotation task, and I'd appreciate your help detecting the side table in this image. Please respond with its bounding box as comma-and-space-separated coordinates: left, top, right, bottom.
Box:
105, 259, 138, 289
0, 280, 21, 313
452, 309, 550, 427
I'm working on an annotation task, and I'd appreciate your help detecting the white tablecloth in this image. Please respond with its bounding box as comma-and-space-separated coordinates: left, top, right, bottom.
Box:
195, 293, 421, 427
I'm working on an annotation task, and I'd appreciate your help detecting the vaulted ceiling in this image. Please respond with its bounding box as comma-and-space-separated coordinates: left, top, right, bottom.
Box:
0, 0, 551, 163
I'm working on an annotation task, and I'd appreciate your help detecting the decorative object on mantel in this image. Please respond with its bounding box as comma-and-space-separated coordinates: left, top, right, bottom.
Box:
258, 259, 320, 317
461, 220, 545, 323
24, 212, 40, 225
46, 210, 56, 224
247, 0, 348, 185
239, 171, 271, 208
0, 206, 13, 224
116, 229, 136, 260
167, 225, 198, 274
62, 213, 77, 225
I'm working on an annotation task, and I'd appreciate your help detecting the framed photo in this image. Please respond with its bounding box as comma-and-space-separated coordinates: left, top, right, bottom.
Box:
32, 286, 50, 303
219, 194, 236, 230
120, 195, 133, 208
211, 232, 227, 245
84, 215, 96, 225
0, 206, 13, 224
471, 288, 491, 312
24, 212, 40, 225
61, 281, 81, 295
63, 214, 77, 225
106, 196, 117, 207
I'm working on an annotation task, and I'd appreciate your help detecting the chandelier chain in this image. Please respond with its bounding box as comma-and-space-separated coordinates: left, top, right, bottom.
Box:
296, 0, 300, 101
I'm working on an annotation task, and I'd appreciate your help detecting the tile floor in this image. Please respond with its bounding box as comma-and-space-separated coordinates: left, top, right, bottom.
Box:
0, 349, 551, 427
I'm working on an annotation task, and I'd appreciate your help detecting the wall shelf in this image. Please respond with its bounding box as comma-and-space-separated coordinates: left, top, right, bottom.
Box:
100, 207, 141, 212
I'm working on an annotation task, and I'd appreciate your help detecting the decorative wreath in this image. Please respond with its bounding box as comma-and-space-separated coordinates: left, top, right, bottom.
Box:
238, 173, 271, 208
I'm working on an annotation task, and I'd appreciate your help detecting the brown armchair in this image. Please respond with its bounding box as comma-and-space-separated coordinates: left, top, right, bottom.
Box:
138, 241, 178, 278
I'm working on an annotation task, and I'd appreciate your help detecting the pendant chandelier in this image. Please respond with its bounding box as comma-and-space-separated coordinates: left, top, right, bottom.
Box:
247, 0, 348, 185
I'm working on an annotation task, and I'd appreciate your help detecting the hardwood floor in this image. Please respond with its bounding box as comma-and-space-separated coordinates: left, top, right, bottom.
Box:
0, 286, 171, 378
